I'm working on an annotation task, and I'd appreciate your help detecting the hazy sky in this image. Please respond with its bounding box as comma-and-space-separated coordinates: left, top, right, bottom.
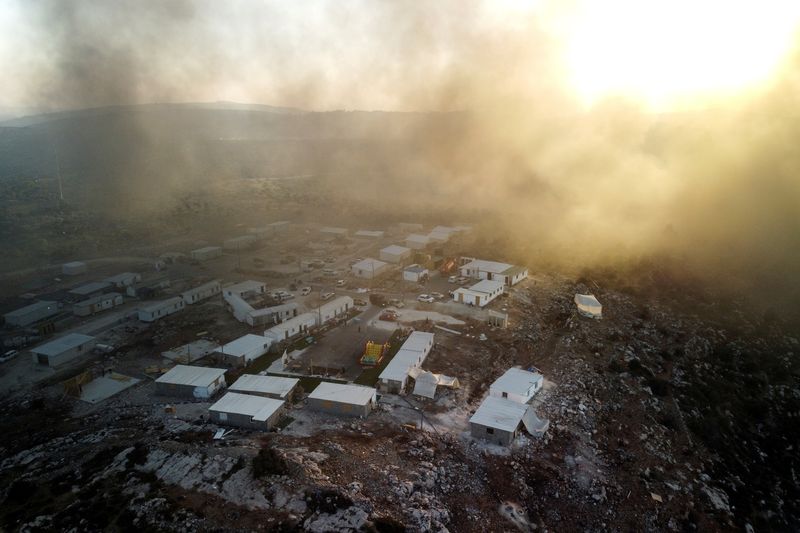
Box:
1, 0, 799, 112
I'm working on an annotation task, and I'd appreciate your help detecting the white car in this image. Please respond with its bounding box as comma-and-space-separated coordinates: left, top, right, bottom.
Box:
321, 292, 335, 301
417, 294, 435, 303
448, 275, 458, 283
300, 286, 312, 296
431, 292, 445, 300
336, 279, 346, 287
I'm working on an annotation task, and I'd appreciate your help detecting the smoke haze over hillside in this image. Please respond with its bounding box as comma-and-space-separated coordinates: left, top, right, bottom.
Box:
1, 0, 800, 305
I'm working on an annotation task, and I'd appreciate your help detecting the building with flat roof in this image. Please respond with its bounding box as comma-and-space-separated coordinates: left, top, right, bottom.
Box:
351, 258, 389, 279
104, 272, 141, 288
181, 280, 221, 304
155, 365, 227, 398
452, 279, 504, 307
489, 367, 543, 404
307, 382, 376, 417
264, 312, 317, 343
314, 296, 353, 326
215, 334, 271, 367
380, 244, 412, 264
354, 230, 385, 239
405, 234, 430, 250
460, 259, 528, 286
378, 331, 435, 393
73, 293, 123, 317
209, 392, 284, 430
229, 374, 299, 400
469, 396, 529, 446
403, 264, 429, 283
137, 297, 185, 322
4, 300, 60, 327
31, 333, 96, 367
190, 246, 222, 261
68, 281, 113, 301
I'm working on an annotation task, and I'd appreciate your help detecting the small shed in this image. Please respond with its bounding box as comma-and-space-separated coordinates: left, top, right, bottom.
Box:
403, 264, 429, 282
489, 367, 543, 404
575, 294, 602, 319
469, 396, 529, 446
215, 334, 271, 367
307, 382, 376, 418
209, 392, 284, 430
62, 261, 88, 276
155, 365, 227, 399
229, 374, 300, 401
31, 333, 96, 367
380, 245, 412, 264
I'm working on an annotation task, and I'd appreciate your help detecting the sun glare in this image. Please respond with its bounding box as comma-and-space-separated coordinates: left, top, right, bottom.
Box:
561, 0, 800, 109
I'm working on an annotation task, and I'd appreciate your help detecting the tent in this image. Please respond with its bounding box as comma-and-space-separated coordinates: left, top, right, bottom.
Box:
521, 407, 550, 437
574, 294, 602, 319
410, 369, 460, 399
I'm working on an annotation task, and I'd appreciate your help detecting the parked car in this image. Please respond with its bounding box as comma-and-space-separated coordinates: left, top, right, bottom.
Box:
380, 310, 398, 321
417, 294, 435, 303
0, 350, 18, 363
354, 298, 368, 306
457, 276, 470, 284
323, 268, 338, 277
321, 291, 335, 301
431, 292, 445, 300
388, 298, 405, 308
300, 286, 312, 296
448, 275, 458, 283
336, 279, 346, 287
278, 293, 295, 302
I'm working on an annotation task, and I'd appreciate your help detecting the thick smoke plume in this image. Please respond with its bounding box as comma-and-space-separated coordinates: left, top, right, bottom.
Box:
4, 0, 800, 308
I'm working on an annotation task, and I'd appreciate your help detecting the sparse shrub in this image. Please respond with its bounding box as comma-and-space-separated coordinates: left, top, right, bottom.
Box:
305, 488, 352, 514
648, 377, 671, 397
608, 359, 625, 373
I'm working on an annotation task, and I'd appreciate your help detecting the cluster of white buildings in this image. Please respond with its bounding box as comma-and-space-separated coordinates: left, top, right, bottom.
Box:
451, 259, 529, 308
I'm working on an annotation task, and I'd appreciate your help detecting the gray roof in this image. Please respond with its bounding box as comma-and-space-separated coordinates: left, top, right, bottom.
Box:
470, 396, 528, 432
229, 374, 299, 398
308, 382, 376, 406
209, 392, 283, 421
69, 281, 112, 295
156, 365, 227, 387
4, 300, 58, 319
30, 333, 95, 356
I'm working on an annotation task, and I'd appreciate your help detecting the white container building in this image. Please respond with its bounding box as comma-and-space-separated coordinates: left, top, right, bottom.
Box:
73, 293, 123, 317
351, 258, 389, 279
215, 334, 272, 367
378, 331, 435, 393
459, 259, 528, 286
307, 382, 377, 417
104, 272, 141, 289
403, 264, 429, 283
209, 392, 284, 430
62, 261, 87, 276
31, 333, 96, 367
264, 312, 317, 343
379, 245, 412, 264
489, 367, 543, 404
155, 365, 227, 398
229, 374, 299, 401
3, 300, 60, 327
354, 230, 385, 239
452, 279, 504, 307
405, 234, 430, 250
137, 297, 185, 322
181, 280, 221, 304
314, 296, 353, 326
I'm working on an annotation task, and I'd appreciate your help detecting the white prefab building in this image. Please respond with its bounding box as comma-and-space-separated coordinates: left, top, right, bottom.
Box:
575, 294, 602, 319
264, 312, 316, 343
224, 235, 258, 250
181, 280, 221, 304
378, 331, 435, 393
351, 258, 389, 279
73, 293, 123, 317
403, 264, 429, 282
398, 222, 424, 232
354, 230, 385, 239
405, 234, 430, 250
315, 296, 353, 326
380, 245, 412, 264
137, 297, 185, 322
248, 302, 299, 327
427, 230, 450, 243
224, 280, 267, 299
68, 281, 113, 301
469, 396, 529, 446
459, 259, 528, 286
31, 333, 96, 367
209, 392, 284, 430
4, 300, 60, 327
489, 367, 544, 404
452, 279, 504, 307
229, 374, 299, 401
190, 246, 222, 261
155, 365, 227, 399
307, 382, 377, 417
104, 272, 141, 289
215, 334, 272, 367
62, 261, 87, 276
